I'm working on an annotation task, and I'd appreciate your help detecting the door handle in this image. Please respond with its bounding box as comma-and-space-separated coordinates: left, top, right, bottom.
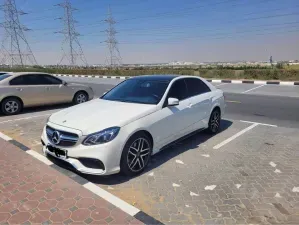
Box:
16, 88, 23, 91
188, 103, 193, 108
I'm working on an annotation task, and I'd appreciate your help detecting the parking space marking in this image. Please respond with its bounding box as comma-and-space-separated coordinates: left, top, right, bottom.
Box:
0, 113, 51, 124
240, 120, 277, 127
83, 182, 140, 216
213, 123, 258, 149
0, 132, 12, 141
215, 83, 227, 87
242, 84, 266, 93
26, 150, 53, 166
226, 100, 241, 103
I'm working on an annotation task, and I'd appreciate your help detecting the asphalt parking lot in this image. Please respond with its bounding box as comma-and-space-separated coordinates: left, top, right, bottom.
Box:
62, 77, 299, 98
1, 79, 299, 225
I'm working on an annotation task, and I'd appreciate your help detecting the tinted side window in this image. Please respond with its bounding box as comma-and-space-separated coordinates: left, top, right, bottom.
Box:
38, 75, 62, 85
185, 78, 211, 97
167, 79, 188, 100
10, 75, 33, 85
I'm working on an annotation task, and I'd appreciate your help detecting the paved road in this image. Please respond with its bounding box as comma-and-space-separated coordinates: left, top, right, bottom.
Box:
62, 79, 299, 129
1, 76, 299, 224
62, 77, 299, 98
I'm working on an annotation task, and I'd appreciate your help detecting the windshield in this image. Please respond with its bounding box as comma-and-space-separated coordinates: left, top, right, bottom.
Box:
101, 79, 170, 104
0, 74, 11, 81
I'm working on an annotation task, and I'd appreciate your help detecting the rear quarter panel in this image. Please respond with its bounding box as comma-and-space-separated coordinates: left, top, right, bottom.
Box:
210, 89, 226, 118
0, 86, 24, 104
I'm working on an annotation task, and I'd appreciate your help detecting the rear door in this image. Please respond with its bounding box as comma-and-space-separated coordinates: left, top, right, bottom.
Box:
184, 78, 212, 129
9, 75, 46, 106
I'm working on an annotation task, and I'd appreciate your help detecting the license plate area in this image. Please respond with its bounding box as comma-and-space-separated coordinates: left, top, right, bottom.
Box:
47, 145, 67, 159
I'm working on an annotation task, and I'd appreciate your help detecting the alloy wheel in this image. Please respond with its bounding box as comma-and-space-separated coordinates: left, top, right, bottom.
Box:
127, 138, 151, 172
77, 93, 87, 103
4, 101, 19, 114
210, 110, 220, 132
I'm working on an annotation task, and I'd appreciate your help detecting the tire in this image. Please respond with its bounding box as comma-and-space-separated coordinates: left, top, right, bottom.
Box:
73, 91, 88, 105
120, 132, 153, 176
207, 108, 221, 134
1, 97, 22, 115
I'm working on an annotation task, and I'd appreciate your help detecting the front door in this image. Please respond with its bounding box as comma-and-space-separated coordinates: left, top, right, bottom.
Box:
40, 75, 72, 104
149, 78, 194, 148
30, 74, 72, 105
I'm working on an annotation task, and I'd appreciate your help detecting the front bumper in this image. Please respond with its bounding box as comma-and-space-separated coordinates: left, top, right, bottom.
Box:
41, 124, 122, 175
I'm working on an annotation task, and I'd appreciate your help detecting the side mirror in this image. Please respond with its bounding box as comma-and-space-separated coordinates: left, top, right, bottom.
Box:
168, 97, 179, 106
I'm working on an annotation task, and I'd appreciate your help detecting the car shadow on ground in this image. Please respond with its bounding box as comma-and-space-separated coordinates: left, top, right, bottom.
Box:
0, 103, 72, 117
82, 119, 233, 185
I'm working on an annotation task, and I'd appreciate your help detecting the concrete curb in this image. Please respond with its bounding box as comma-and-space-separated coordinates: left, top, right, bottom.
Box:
53, 74, 299, 86
0, 131, 164, 225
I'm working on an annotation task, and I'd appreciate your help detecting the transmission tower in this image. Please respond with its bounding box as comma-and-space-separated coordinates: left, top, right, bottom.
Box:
0, 0, 38, 67
56, 0, 87, 67
105, 6, 122, 69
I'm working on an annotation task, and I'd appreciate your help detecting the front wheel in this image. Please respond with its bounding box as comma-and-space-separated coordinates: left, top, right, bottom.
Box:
120, 133, 152, 176
1, 97, 22, 115
73, 91, 88, 104
207, 109, 221, 134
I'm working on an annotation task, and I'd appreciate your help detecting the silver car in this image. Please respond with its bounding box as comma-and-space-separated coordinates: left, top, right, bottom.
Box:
0, 72, 94, 115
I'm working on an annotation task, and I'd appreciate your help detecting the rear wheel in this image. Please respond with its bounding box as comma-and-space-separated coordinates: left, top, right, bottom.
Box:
1, 97, 22, 115
120, 133, 152, 176
73, 91, 88, 104
207, 108, 221, 134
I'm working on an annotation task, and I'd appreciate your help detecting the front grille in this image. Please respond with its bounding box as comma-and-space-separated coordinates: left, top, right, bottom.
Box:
46, 125, 79, 147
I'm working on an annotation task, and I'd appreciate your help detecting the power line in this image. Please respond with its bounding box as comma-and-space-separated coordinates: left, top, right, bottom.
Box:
55, 0, 87, 66
0, 0, 37, 67
119, 25, 299, 44
28, 8, 298, 34
104, 6, 121, 69
27, 21, 299, 44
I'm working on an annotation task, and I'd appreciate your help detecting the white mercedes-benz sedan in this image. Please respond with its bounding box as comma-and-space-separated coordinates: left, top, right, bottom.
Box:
41, 75, 226, 176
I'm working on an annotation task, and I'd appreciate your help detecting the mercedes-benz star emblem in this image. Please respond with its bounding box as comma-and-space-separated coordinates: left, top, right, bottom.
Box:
52, 131, 61, 145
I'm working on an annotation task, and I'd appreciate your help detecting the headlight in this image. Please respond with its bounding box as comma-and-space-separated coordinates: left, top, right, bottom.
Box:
82, 127, 120, 146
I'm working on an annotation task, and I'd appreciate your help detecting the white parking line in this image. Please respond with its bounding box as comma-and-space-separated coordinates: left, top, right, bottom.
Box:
240, 120, 277, 127
213, 123, 258, 149
0, 113, 51, 124
26, 150, 53, 166
83, 182, 140, 216
242, 84, 266, 93
0, 132, 12, 141
215, 83, 227, 87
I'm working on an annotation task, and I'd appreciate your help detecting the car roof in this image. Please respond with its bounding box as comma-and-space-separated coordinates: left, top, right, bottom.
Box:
130, 74, 180, 82
10, 72, 51, 76
129, 74, 204, 82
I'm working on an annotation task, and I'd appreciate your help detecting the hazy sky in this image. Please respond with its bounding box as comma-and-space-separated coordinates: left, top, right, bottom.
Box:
0, 0, 298, 65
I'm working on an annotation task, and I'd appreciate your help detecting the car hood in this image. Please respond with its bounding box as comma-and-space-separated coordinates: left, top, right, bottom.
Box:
49, 99, 157, 134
